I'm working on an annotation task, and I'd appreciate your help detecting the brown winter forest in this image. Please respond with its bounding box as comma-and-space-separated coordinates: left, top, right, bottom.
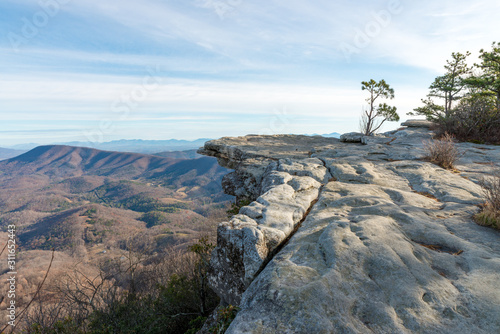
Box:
0, 145, 231, 331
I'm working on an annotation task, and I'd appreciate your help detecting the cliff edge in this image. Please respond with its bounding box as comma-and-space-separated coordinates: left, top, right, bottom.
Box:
199, 124, 500, 333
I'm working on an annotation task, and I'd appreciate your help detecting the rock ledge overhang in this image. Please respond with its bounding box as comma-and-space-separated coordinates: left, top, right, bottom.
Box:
199, 126, 500, 334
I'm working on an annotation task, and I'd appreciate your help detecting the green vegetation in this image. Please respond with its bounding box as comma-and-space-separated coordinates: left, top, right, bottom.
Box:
465, 42, 500, 111
122, 194, 188, 213
411, 43, 500, 227
360, 79, 399, 136
226, 198, 252, 217
89, 181, 191, 213
83, 207, 98, 217
412, 52, 471, 120
121, 194, 170, 212
209, 305, 239, 333
21, 214, 79, 251
26, 237, 220, 334
87, 273, 216, 334
412, 42, 500, 143
140, 210, 171, 228
84, 226, 110, 244
29, 317, 85, 334
61, 177, 94, 193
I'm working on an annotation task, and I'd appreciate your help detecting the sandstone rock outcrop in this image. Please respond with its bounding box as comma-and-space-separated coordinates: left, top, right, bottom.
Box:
199, 127, 500, 333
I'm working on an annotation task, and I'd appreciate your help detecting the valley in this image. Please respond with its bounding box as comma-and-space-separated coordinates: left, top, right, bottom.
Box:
0, 144, 232, 326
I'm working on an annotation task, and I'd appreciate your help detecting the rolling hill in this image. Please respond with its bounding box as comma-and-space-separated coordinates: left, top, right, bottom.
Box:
0, 145, 224, 184
0, 145, 180, 178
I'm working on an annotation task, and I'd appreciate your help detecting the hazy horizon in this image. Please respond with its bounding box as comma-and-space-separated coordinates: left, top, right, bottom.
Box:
1, 0, 499, 145
2, 132, 342, 150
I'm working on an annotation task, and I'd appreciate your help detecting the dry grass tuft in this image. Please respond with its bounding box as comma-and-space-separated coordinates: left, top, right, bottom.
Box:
423, 133, 462, 170
475, 171, 500, 230
475, 209, 500, 229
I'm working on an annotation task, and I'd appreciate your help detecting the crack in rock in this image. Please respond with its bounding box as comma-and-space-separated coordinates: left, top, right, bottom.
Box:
205, 156, 331, 306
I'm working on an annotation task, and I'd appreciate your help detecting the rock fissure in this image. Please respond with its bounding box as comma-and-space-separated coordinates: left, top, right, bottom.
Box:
201, 153, 331, 306
252, 183, 326, 281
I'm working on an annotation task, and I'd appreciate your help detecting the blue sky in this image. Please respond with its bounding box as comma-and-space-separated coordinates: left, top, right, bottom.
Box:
1, 0, 499, 146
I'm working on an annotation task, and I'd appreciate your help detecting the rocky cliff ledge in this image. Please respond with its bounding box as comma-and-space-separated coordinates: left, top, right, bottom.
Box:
199, 125, 500, 334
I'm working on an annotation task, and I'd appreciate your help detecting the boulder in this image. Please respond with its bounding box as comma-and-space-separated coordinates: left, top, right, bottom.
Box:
340, 132, 364, 143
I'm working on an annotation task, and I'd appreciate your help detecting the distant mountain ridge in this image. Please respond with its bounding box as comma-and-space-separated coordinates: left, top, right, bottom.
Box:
308, 132, 341, 138
0, 147, 27, 160
0, 145, 225, 183
6, 139, 211, 154
59, 138, 212, 154
6, 134, 341, 155
0, 145, 176, 178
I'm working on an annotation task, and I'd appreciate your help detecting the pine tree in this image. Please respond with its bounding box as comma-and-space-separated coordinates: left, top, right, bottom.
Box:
360, 79, 399, 135
411, 52, 471, 121
464, 42, 500, 111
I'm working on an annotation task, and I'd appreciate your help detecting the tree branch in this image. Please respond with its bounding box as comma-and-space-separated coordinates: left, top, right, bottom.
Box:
1, 249, 55, 333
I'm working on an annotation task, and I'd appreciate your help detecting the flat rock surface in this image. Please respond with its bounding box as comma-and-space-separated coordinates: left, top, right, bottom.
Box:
199, 128, 500, 334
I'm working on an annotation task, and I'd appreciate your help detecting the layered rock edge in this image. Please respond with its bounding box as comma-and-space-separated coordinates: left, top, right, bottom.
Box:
199, 127, 500, 333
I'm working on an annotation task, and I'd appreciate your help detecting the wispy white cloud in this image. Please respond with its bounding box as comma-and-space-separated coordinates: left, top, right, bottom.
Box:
0, 0, 498, 144
0, 72, 363, 115
366, 0, 500, 71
